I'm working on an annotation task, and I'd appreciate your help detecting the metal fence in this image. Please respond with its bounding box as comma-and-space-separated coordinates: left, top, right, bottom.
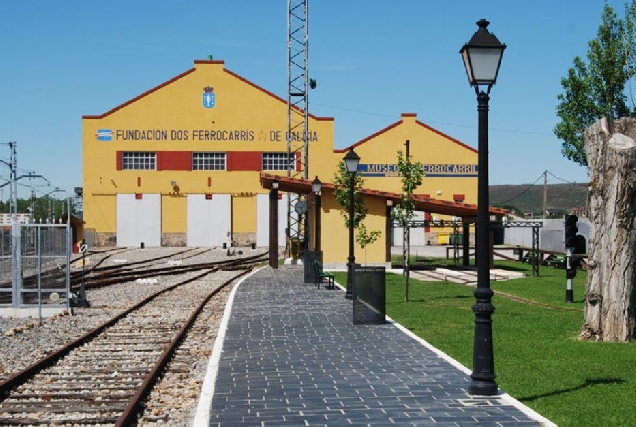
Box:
0, 223, 71, 312
503, 218, 590, 252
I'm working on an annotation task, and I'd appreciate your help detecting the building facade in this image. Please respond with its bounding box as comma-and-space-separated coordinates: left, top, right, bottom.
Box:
82, 59, 334, 248
82, 59, 481, 263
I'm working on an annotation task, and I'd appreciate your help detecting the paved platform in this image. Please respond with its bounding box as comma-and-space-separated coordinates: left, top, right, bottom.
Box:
195, 265, 554, 426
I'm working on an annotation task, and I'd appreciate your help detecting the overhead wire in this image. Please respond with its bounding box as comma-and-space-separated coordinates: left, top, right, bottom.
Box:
494, 173, 545, 205
311, 102, 554, 137
544, 170, 587, 210
546, 170, 587, 185
494, 170, 587, 212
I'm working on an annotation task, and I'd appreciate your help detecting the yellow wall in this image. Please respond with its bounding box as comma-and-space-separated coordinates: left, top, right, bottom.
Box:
329, 114, 478, 205
232, 196, 255, 233
85, 194, 116, 234
319, 189, 386, 265
162, 195, 186, 233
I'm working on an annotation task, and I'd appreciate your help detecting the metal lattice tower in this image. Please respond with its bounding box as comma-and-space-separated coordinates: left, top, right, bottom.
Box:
286, 0, 310, 252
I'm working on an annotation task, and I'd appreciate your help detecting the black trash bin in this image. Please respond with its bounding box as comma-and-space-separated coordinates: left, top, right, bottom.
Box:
353, 265, 386, 325
303, 250, 323, 284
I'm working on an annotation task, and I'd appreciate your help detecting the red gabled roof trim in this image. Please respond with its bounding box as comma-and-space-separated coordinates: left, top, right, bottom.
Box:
333, 114, 477, 154
414, 119, 477, 153
193, 59, 225, 65
334, 121, 402, 154
83, 59, 334, 123
222, 67, 333, 122
82, 68, 196, 119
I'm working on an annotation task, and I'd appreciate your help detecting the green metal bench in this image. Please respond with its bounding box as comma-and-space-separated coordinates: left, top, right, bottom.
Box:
545, 253, 566, 269
521, 252, 537, 263
313, 260, 335, 289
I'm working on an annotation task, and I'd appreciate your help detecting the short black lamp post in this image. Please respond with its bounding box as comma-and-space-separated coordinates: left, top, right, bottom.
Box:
269, 180, 279, 269
344, 148, 360, 299
311, 176, 322, 251
460, 18, 506, 396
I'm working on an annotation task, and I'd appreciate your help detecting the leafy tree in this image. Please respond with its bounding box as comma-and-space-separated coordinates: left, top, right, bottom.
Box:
555, 1, 636, 166
356, 223, 381, 263
0, 196, 75, 221
332, 161, 382, 256
392, 150, 424, 227
556, 1, 636, 343
333, 159, 382, 295
333, 162, 367, 230
392, 149, 423, 302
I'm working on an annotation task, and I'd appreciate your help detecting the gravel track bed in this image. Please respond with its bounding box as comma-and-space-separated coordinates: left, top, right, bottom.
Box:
1, 247, 266, 426
138, 274, 236, 426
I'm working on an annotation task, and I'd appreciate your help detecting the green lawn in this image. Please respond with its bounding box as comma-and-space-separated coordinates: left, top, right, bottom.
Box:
333, 261, 635, 427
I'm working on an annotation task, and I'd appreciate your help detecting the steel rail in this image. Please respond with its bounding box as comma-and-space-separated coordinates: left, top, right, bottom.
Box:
0, 255, 263, 400
116, 267, 252, 426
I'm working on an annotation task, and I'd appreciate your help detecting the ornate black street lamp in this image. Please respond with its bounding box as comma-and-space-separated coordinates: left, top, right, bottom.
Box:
343, 148, 360, 299
460, 18, 506, 396
311, 176, 322, 251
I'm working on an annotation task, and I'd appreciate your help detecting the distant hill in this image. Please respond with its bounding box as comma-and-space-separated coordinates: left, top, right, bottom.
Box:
489, 183, 588, 216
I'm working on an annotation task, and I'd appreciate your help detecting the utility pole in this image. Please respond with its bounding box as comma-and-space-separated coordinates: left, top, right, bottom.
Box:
10, 141, 17, 223
9, 141, 19, 308
2, 142, 48, 307
542, 170, 548, 218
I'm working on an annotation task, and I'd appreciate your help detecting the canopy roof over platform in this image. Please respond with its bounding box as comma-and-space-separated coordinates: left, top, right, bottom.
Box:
260, 173, 508, 218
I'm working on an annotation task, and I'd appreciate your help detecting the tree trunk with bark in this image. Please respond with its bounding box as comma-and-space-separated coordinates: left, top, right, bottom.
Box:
580, 116, 636, 342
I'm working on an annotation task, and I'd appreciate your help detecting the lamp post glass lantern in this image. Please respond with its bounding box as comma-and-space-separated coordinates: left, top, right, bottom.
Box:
344, 148, 361, 174
344, 148, 360, 299
311, 176, 322, 194
460, 18, 505, 397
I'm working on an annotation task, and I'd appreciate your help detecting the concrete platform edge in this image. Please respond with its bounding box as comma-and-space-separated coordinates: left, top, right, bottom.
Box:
389, 317, 556, 427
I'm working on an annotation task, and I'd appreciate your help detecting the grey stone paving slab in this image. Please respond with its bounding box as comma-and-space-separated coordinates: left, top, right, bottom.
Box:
208, 265, 551, 426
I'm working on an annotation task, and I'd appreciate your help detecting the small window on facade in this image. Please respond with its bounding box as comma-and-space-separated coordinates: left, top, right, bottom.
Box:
122, 152, 156, 170
193, 152, 226, 170
262, 152, 295, 171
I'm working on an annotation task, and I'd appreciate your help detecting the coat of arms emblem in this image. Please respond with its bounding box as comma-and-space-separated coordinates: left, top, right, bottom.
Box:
202, 86, 216, 108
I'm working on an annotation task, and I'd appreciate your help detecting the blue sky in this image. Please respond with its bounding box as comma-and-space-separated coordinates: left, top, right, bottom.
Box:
0, 1, 623, 200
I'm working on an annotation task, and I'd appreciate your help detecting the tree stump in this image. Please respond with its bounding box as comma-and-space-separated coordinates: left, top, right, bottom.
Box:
581, 116, 636, 342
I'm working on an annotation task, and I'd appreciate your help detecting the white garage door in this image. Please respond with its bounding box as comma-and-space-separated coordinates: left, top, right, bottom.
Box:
256, 193, 289, 247
187, 194, 231, 247
116, 194, 161, 247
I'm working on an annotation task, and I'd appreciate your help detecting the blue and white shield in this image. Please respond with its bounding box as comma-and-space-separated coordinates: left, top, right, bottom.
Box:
202, 92, 216, 108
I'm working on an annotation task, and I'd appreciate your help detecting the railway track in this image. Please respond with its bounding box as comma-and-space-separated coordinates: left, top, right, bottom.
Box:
71, 248, 216, 293
72, 247, 235, 290
0, 246, 222, 305
0, 252, 267, 425
0, 247, 134, 305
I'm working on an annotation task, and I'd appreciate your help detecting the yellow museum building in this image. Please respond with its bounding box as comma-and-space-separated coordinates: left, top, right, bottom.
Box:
82, 59, 501, 265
